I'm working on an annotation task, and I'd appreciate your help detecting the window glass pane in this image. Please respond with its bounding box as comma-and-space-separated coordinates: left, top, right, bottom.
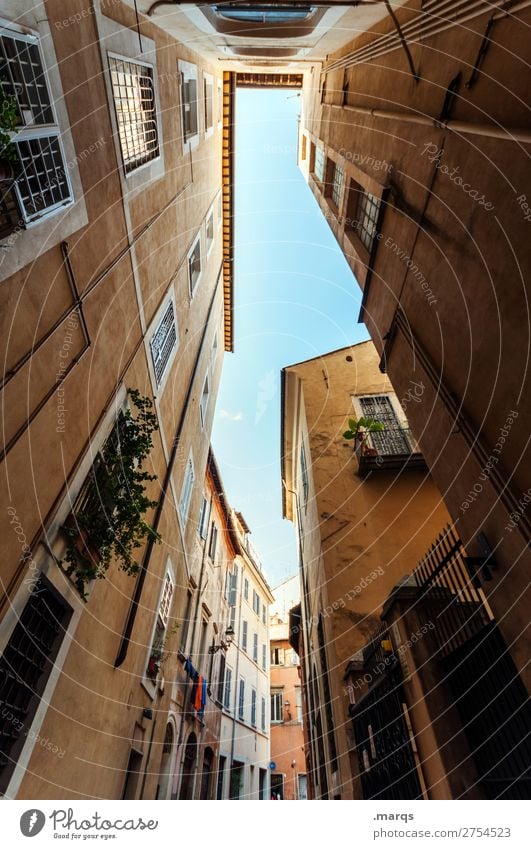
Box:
150, 301, 177, 384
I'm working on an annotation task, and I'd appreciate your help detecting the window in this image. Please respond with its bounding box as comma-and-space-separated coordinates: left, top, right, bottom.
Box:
296, 686, 303, 724
198, 496, 210, 539
223, 666, 232, 710
147, 570, 174, 681
270, 647, 284, 666
211, 332, 218, 372
217, 79, 222, 125
150, 299, 177, 385
180, 61, 198, 144
326, 159, 344, 209
200, 375, 210, 428
205, 208, 215, 255
300, 443, 309, 504
261, 697, 266, 732
253, 632, 258, 663
188, 233, 202, 296
359, 395, 411, 455
208, 522, 218, 561
179, 589, 193, 653
345, 179, 382, 252
217, 654, 226, 704
252, 589, 261, 615
203, 72, 214, 134
242, 620, 248, 652
238, 678, 245, 719
262, 643, 266, 670
109, 55, 159, 176
244, 578, 249, 600
215, 5, 315, 23
262, 603, 266, 624
270, 689, 283, 723
0, 29, 73, 232
217, 191, 222, 225
0, 575, 72, 794
313, 146, 325, 182
179, 455, 195, 525
251, 689, 257, 727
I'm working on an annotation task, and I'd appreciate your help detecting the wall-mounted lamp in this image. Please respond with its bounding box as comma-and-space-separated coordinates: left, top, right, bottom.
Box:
208, 625, 235, 654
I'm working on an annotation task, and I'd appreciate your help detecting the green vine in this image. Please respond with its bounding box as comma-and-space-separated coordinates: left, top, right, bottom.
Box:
62, 389, 161, 599
0, 87, 19, 165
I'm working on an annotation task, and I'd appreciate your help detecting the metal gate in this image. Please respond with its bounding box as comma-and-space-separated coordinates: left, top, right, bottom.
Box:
350, 650, 423, 799
414, 525, 531, 799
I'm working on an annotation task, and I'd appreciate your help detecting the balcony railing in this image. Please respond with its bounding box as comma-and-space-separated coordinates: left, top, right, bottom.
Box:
356, 426, 426, 476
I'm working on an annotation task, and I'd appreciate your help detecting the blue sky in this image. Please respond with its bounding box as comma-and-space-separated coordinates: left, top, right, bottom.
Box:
212, 88, 369, 592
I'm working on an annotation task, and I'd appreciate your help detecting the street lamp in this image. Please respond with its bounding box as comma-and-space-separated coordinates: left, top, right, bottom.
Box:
208, 625, 235, 654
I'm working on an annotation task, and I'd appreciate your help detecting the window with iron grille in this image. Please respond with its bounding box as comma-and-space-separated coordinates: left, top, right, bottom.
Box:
180, 63, 198, 144
109, 55, 159, 174
150, 300, 177, 385
188, 233, 202, 295
313, 146, 325, 182
0, 575, 72, 794
328, 160, 344, 209
358, 395, 411, 455
204, 73, 214, 133
346, 179, 381, 252
0, 28, 73, 232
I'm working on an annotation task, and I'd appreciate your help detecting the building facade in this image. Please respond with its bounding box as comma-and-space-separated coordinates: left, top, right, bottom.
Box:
0, 0, 231, 799
281, 341, 455, 799
269, 613, 307, 800
217, 511, 274, 800
296, 0, 531, 699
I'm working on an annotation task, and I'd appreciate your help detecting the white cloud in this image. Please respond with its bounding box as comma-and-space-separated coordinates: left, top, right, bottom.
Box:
219, 409, 243, 422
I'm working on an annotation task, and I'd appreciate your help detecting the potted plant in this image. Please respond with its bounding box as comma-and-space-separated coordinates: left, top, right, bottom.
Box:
0, 88, 19, 181
343, 416, 384, 459
61, 389, 161, 599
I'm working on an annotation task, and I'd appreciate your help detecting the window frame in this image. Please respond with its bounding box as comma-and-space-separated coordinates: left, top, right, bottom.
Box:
313, 145, 325, 183
203, 71, 214, 138
188, 230, 202, 298
0, 26, 74, 229
178, 453, 195, 528
148, 294, 178, 390
205, 204, 215, 257
107, 51, 160, 177
345, 178, 382, 253
238, 677, 245, 720
179, 59, 199, 149
199, 373, 210, 429
270, 689, 284, 724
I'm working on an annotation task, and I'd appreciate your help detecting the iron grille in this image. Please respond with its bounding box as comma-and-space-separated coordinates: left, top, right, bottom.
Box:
413, 525, 531, 798
314, 146, 325, 182
109, 57, 159, 174
347, 181, 381, 251
359, 395, 412, 455
150, 300, 177, 384
0, 31, 54, 125
14, 135, 72, 223
331, 162, 344, 208
0, 575, 72, 794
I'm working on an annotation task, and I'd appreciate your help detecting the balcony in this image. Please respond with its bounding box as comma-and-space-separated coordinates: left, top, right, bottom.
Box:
356, 426, 427, 477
